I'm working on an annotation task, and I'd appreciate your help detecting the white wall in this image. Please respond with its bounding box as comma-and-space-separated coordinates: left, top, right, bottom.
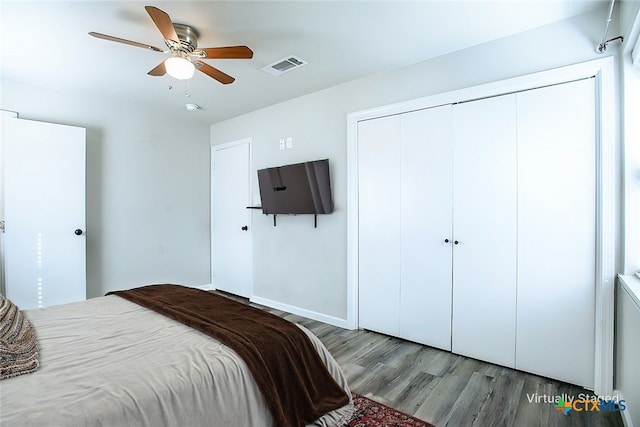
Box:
616, 276, 640, 427
0, 80, 211, 298
621, 0, 640, 275
211, 6, 620, 323
617, 2, 640, 424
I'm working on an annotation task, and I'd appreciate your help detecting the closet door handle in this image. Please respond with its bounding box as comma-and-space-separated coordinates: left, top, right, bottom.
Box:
454, 240, 459, 245
444, 239, 450, 243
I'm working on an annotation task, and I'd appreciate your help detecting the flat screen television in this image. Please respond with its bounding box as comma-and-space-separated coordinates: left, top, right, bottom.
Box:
257, 159, 333, 215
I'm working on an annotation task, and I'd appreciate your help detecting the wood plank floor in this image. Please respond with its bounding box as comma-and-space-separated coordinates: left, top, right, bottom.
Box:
216, 292, 624, 427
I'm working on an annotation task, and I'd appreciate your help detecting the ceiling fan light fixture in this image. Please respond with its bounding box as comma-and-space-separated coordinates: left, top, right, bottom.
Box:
165, 56, 195, 80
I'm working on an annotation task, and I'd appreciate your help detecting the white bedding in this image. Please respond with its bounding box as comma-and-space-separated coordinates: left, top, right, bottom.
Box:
0, 295, 353, 427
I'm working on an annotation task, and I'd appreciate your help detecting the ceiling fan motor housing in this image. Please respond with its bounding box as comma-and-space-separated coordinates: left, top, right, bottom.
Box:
167, 23, 199, 56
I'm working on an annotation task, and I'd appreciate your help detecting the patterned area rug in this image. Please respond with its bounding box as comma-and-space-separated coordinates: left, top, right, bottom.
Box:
346, 393, 435, 427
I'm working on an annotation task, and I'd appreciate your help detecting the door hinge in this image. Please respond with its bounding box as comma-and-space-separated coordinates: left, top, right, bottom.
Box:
0, 221, 5, 233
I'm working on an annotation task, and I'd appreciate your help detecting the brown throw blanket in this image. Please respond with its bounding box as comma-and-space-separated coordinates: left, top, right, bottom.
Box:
107, 284, 349, 427
0, 294, 39, 380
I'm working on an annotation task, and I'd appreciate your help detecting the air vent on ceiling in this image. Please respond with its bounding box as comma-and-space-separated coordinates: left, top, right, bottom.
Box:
261, 55, 308, 76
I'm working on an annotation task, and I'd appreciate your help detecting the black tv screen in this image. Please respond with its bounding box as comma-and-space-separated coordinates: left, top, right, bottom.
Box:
257, 159, 333, 215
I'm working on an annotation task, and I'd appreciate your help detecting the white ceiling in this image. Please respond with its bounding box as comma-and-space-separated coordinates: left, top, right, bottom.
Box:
1, 1, 607, 125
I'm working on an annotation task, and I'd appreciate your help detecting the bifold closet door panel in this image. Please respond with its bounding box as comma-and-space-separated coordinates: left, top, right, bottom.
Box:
451, 94, 518, 368
357, 116, 401, 336
516, 78, 596, 388
400, 106, 453, 350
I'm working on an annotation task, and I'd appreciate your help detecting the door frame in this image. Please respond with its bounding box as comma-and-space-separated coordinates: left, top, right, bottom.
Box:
0, 110, 18, 296
347, 56, 616, 395
210, 137, 253, 295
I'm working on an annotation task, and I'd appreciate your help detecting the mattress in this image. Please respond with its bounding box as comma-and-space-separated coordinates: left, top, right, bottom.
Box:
0, 294, 353, 426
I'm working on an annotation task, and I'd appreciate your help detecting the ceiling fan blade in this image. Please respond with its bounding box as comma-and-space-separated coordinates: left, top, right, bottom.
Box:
147, 61, 166, 76
196, 46, 254, 59
145, 6, 179, 43
88, 32, 164, 52
193, 61, 235, 84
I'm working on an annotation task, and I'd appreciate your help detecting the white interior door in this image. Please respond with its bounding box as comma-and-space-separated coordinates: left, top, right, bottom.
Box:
400, 106, 453, 350
516, 78, 596, 388
451, 94, 518, 368
211, 139, 252, 298
3, 118, 86, 310
357, 115, 401, 336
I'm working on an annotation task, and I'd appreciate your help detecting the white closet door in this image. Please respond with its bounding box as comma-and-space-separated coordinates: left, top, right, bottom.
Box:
400, 106, 453, 350
451, 95, 518, 367
516, 78, 596, 388
358, 115, 401, 336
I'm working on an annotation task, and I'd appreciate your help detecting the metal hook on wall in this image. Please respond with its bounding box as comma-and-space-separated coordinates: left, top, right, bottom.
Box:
596, 0, 623, 53
598, 36, 624, 53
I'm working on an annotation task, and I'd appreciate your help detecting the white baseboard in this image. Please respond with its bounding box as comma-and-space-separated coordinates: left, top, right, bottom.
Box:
614, 389, 634, 427
250, 295, 351, 330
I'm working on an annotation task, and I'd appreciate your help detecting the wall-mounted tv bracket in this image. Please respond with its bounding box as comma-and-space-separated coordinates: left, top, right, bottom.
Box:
246, 207, 319, 228
269, 213, 318, 227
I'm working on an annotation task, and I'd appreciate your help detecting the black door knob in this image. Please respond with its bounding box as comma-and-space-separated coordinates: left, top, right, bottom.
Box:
444, 239, 449, 243
454, 240, 459, 245
74, 229, 83, 236
241, 226, 248, 231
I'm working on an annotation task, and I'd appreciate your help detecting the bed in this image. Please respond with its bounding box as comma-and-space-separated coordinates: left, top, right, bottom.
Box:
0, 284, 354, 427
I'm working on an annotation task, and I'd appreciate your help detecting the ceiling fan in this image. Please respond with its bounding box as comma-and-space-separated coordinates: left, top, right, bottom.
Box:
89, 5, 253, 84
